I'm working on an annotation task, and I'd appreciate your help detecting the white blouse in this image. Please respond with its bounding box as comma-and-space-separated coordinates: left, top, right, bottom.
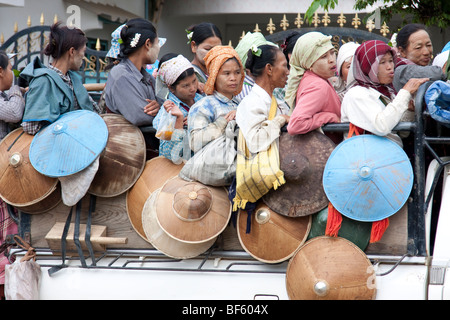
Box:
341, 85, 412, 147
236, 84, 289, 154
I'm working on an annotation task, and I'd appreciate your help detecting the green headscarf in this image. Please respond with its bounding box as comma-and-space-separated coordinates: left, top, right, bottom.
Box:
234, 32, 277, 67
284, 32, 334, 110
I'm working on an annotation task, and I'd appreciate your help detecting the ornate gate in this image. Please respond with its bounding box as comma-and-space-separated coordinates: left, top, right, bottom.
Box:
0, 25, 108, 85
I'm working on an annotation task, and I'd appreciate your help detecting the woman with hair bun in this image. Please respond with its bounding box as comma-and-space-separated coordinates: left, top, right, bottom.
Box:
236, 44, 290, 153
186, 22, 222, 88
20, 22, 99, 135
104, 18, 164, 126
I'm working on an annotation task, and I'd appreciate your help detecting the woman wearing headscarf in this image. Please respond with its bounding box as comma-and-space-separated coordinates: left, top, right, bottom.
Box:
285, 32, 341, 141
233, 32, 277, 103
188, 45, 244, 153
341, 40, 429, 147
152, 54, 202, 163
331, 41, 360, 100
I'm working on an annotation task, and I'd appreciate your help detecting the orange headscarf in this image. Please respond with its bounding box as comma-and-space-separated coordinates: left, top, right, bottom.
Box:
203, 45, 245, 96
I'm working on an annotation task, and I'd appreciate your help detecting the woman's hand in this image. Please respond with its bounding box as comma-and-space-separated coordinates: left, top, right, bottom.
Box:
163, 100, 184, 129
224, 110, 236, 122
144, 99, 160, 116
402, 78, 429, 95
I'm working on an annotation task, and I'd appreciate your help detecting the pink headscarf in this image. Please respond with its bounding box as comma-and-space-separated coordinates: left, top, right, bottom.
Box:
352, 40, 397, 99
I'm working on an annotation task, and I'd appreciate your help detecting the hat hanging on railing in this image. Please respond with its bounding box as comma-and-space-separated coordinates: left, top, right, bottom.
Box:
322, 134, 413, 242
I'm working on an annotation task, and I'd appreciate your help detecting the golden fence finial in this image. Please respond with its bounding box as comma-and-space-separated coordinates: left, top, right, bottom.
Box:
228, 40, 232, 47
280, 14, 289, 31
294, 13, 303, 28
0, 33, 4, 46
337, 13, 346, 27
40, 13, 45, 26
322, 12, 330, 27
27, 16, 31, 27
95, 38, 101, 51
366, 19, 375, 32
14, 22, 18, 33
54, 14, 58, 24
240, 31, 246, 40
352, 13, 361, 29
267, 18, 275, 34
253, 23, 261, 33
312, 12, 320, 27
381, 21, 390, 37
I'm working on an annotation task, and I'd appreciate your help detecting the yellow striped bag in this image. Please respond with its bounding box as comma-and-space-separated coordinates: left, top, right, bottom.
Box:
232, 96, 285, 211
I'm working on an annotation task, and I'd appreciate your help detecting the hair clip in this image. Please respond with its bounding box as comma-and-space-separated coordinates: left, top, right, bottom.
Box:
186, 29, 193, 44
118, 38, 124, 45
251, 45, 262, 57
130, 33, 141, 48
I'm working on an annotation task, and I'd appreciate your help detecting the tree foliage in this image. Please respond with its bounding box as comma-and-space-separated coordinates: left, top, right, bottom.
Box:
305, 0, 450, 29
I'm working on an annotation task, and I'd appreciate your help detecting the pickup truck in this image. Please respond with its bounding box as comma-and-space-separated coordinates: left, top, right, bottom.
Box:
5, 82, 450, 301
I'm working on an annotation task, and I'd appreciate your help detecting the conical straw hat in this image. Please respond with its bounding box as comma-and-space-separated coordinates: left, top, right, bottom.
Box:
142, 188, 216, 259
156, 177, 231, 244
286, 236, 376, 300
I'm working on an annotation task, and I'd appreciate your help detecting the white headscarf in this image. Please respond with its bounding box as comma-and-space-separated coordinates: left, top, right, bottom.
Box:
284, 32, 334, 109
155, 55, 193, 99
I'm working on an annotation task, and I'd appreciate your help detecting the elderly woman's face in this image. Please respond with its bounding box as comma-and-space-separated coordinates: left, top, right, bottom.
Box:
310, 49, 337, 79
270, 50, 290, 89
399, 30, 433, 66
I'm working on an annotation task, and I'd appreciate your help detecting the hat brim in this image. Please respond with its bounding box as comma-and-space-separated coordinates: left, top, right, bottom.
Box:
126, 156, 184, 242
142, 188, 216, 259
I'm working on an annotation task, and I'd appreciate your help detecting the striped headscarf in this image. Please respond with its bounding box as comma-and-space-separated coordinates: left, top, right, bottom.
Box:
203, 45, 244, 95
284, 32, 334, 109
352, 40, 397, 99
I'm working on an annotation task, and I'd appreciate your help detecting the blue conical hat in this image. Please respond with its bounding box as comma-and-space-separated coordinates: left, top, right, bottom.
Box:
29, 110, 108, 177
322, 135, 413, 222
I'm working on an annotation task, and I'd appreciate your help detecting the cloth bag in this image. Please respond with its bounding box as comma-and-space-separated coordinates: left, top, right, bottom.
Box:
5, 236, 41, 300
232, 96, 285, 211
179, 120, 238, 186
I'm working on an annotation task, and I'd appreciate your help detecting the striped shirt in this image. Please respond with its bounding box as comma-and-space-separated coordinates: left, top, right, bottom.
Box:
0, 85, 25, 140
153, 91, 202, 163
188, 91, 238, 153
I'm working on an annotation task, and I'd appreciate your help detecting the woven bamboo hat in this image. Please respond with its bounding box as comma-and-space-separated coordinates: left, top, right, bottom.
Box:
0, 128, 61, 214
263, 131, 335, 217
237, 201, 311, 263
286, 236, 376, 300
88, 114, 146, 197
142, 188, 216, 259
155, 176, 231, 244
126, 157, 184, 242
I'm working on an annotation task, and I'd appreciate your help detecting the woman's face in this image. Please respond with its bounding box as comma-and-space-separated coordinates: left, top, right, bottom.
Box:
340, 57, 352, 82
69, 44, 86, 71
377, 52, 395, 85
310, 49, 337, 79
270, 50, 290, 89
215, 58, 242, 99
146, 37, 161, 64
191, 36, 222, 66
170, 73, 198, 105
399, 30, 433, 66
0, 61, 14, 91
